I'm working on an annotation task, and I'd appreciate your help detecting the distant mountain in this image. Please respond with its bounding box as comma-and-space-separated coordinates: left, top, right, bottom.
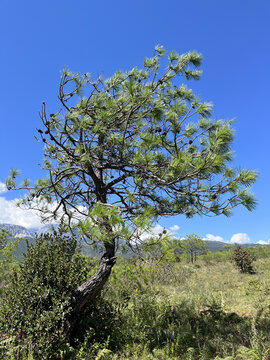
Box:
30, 224, 56, 237
0, 223, 34, 238
204, 240, 259, 252
203, 240, 227, 252
0, 223, 101, 259
0, 223, 264, 261
0, 223, 36, 260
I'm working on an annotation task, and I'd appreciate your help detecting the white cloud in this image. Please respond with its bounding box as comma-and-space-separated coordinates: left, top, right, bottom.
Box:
204, 233, 224, 242
153, 224, 178, 238
139, 224, 164, 241
0, 187, 91, 230
136, 224, 173, 243
0, 196, 44, 228
0, 182, 7, 194
257, 239, 270, 245
152, 224, 165, 234
230, 233, 251, 244
169, 224, 180, 233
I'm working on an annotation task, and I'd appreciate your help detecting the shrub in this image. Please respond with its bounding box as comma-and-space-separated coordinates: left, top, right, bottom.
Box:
0, 229, 18, 288
0, 229, 90, 359
232, 246, 255, 274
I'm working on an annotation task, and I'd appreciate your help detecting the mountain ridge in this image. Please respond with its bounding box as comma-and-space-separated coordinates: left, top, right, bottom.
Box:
0, 223, 263, 257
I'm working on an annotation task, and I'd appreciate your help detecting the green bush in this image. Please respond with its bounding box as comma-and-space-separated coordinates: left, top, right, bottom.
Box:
232, 246, 255, 274
0, 229, 90, 359
0, 229, 18, 288
199, 250, 230, 266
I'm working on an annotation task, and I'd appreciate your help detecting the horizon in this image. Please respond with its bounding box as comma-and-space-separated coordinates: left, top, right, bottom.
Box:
0, 221, 267, 246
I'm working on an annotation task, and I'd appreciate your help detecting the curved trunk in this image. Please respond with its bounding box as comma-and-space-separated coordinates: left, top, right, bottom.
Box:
63, 151, 115, 341
63, 240, 116, 341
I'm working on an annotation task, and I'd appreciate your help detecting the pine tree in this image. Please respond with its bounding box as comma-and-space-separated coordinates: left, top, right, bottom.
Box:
6, 46, 257, 339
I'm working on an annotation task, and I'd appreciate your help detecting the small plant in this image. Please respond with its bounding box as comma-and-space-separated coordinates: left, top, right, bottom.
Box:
232, 245, 255, 274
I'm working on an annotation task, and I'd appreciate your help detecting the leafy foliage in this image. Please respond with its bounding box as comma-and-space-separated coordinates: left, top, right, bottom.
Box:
7, 46, 257, 245
0, 230, 90, 359
180, 234, 207, 263
0, 229, 18, 287
232, 245, 256, 274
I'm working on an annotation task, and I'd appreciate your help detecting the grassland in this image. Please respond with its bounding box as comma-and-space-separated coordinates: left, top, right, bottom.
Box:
96, 253, 270, 360
1, 247, 270, 359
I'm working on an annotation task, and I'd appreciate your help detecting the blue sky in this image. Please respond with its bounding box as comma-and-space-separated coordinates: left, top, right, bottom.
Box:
0, 0, 269, 244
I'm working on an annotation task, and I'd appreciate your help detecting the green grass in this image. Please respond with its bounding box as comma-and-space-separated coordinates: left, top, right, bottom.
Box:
105, 255, 270, 359
2, 251, 270, 359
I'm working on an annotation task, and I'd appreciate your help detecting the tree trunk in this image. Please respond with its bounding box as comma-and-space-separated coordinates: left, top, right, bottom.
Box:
63, 240, 116, 342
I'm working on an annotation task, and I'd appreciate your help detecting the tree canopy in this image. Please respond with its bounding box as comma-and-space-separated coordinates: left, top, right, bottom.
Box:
7, 45, 257, 247
180, 234, 207, 263
6, 45, 258, 339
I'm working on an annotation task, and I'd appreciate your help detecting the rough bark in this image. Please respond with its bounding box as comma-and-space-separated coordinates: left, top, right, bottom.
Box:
63, 135, 116, 341
63, 240, 116, 342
